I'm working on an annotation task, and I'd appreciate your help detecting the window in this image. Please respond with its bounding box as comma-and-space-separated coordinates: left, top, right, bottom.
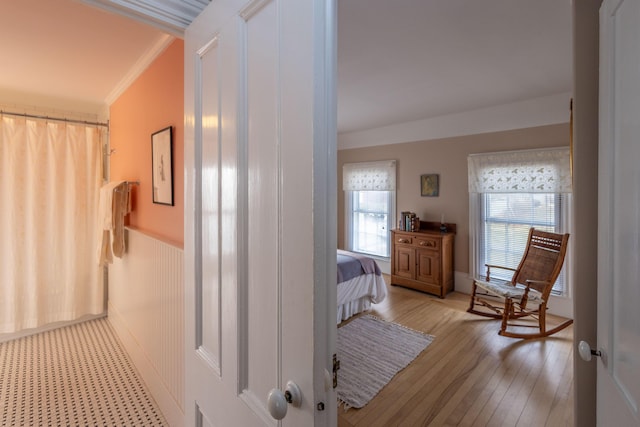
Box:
343, 161, 396, 258
468, 148, 572, 296
347, 190, 393, 257
478, 192, 571, 294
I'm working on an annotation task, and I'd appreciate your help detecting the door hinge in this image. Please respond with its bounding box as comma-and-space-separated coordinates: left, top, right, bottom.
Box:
332, 353, 340, 389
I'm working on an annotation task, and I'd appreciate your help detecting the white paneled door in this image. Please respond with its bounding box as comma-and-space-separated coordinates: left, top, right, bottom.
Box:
597, 0, 640, 425
184, 0, 337, 426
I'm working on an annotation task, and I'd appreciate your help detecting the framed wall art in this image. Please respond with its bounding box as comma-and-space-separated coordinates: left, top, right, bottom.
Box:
151, 126, 174, 206
420, 173, 439, 197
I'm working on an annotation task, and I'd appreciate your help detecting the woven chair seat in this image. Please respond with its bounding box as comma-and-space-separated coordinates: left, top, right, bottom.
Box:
467, 228, 572, 339
474, 279, 544, 305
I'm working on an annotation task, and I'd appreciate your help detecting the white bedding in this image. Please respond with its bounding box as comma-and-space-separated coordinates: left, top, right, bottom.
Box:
337, 272, 387, 324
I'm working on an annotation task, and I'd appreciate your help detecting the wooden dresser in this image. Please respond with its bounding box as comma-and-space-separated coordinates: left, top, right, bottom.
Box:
390, 222, 455, 298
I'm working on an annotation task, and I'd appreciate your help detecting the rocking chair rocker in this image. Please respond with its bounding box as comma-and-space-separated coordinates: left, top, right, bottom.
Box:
468, 228, 572, 339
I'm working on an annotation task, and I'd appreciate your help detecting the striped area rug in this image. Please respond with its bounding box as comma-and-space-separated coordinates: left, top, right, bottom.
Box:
0, 318, 167, 426
337, 315, 434, 409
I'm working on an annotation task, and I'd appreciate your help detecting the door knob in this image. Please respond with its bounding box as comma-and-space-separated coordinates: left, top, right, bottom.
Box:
578, 340, 602, 362
267, 381, 302, 420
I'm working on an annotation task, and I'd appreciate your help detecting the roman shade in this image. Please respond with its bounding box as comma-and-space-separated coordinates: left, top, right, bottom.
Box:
468, 147, 572, 194
343, 160, 396, 191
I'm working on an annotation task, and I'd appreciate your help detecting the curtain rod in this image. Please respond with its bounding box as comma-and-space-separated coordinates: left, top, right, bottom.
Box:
0, 109, 109, 128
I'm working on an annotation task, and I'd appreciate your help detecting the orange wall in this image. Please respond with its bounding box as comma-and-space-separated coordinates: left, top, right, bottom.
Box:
109, 39, 184, 247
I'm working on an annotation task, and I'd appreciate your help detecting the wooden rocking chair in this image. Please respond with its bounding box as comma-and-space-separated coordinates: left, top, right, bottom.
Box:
468, 228, 572, 339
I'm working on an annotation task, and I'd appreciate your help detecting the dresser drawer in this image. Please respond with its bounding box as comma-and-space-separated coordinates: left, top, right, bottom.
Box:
415, 237, 440, 250
394, 234, 413, 245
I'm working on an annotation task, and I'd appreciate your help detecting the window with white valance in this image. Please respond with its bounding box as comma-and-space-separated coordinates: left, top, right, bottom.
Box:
468, 147, 572, 297
343, 160, 396, 258
468, 147, 572, 193
343, 160, 396, 191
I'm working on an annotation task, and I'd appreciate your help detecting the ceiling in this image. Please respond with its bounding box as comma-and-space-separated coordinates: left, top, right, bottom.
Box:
338, 0, 572, 134
0, 0, 572, 134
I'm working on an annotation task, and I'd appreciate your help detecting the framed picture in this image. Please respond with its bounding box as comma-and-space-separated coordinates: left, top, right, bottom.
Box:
420, 174, 439, 197
151, 126, 174, 205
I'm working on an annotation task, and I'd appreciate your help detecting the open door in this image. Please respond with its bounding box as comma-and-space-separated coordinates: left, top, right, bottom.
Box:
184, 0, 337, 425
594, 0, 640, 424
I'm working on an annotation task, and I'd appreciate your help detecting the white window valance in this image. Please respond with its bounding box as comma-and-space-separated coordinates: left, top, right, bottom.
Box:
343, 160, 396, 191
468, 147, 572, 193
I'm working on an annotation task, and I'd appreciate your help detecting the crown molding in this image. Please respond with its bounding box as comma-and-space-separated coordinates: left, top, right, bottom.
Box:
338, 92, 573, 150
80, 0, 209, 36
105, 33, 175, 105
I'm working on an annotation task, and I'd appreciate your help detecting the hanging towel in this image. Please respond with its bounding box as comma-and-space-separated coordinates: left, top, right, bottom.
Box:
97, 180, 129, 265
111, 182, 131, 258
98, 181, 123, 230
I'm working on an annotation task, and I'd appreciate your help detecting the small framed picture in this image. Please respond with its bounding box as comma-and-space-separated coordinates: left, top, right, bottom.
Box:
151, 126, 174, 206
421, 174, 439, 197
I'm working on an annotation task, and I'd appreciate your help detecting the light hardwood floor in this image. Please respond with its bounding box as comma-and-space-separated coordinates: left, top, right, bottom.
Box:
337, 279, 574, 427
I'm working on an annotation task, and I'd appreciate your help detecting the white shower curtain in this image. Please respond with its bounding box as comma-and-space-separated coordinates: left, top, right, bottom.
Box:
0, 115, 104, 333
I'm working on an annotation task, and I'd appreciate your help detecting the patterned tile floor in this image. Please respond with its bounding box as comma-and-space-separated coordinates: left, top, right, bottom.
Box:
0, 318, 167, 426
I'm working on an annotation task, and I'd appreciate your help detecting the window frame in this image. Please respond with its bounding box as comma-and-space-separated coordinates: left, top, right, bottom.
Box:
345, 189, 395, 259
468, 147, 573, 299
472, 192, 572, 297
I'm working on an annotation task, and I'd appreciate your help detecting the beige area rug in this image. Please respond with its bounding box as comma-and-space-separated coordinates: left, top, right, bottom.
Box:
337, 315, 434, 409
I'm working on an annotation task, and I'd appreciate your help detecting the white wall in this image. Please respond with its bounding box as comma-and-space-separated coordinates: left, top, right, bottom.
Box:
339, 92, 571, 150
108, 227, 184, 426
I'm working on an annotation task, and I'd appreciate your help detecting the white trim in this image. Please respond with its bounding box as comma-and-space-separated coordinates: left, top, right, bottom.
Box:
312, 1, 338, 423
338, 92, 572, 149
105, 33, 175, 105
345, 191, 353, 251
344, 189, 395, 258
108, 303, 184, 426
467, 192, 481, 288
374, 258, 390, 275
469, 192, 572, 296
80, 0, 208, 35
0, 313, 106, 344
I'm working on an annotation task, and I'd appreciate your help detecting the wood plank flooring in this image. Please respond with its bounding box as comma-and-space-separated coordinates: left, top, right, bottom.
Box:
337, 280, 574, 427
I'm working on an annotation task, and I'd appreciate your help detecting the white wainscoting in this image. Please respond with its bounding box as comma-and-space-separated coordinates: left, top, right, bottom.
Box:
108, 227, 184, 426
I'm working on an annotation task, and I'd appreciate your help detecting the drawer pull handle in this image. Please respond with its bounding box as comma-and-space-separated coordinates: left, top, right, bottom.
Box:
398, 238, 409, 243
420, 241, 434, 247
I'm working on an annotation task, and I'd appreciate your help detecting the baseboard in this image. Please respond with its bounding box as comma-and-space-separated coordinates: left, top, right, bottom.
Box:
108, 303, 184, 427
453, 271, 474, 296
377, 258, 391, 275
0, 313, 106, 344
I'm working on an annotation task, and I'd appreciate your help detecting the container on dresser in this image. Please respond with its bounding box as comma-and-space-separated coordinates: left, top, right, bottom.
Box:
390, 221, 455, 298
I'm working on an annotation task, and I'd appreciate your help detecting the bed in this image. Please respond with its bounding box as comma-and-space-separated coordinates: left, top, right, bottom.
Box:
337, 249, 388, 324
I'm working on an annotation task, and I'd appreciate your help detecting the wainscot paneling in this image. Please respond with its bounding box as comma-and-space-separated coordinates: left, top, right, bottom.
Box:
108, 227, 184, 426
